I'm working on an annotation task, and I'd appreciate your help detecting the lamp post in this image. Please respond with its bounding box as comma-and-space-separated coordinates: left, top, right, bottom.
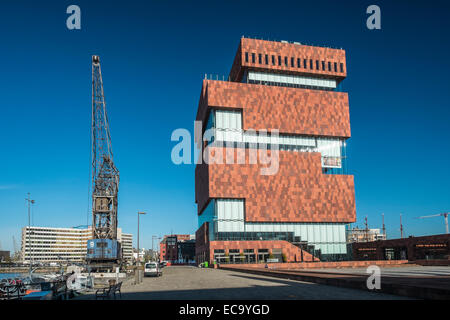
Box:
25, 193, 35, 274
137, 211, 146, 265
157, 236, 161, 262
152, 235, 158, 261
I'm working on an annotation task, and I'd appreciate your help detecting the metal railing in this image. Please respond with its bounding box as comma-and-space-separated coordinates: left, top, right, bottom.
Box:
0, 282, 27, 300
204, 74, 230, 81
0, 276, 70, 300
240, 35, 344, 50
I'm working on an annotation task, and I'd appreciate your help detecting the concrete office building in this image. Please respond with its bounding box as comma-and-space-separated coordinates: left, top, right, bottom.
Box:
195, 37, 356, 263
21, 226, 133, 264
118, 229, 133, 264
347, 227, 386, 243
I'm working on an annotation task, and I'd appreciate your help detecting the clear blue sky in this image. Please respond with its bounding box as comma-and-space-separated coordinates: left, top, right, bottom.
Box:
1, 0, 449, 252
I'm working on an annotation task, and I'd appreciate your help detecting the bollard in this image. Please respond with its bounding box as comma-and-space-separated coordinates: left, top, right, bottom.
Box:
134, 267, 144, 284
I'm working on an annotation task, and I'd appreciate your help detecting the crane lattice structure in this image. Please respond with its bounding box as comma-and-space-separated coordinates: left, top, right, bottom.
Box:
91, 55, 119, 241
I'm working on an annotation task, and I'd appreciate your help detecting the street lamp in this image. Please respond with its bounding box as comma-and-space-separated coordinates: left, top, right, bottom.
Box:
137, 211, 146, 265
25, 193, 35, 274
151, 236, 162, 261
152, 235, 158, 261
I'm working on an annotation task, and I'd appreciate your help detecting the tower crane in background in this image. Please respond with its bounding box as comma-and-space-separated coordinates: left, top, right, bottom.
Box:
416, 213, 449, 234
12, 236, 19, 261
12, 236, 17, 253
86, 55, 121, 271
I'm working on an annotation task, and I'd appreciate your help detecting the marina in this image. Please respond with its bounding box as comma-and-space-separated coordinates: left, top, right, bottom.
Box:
0, 264, 130, 300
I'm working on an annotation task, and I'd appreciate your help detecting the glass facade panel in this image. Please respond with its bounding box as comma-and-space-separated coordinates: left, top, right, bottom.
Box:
206, 109, 347, 174
247, 71, 337, 90
198, 199, 348, 256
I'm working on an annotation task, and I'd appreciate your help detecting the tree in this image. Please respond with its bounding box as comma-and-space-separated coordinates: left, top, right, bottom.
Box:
143, 250, 152, 263
11, 251, 22, 262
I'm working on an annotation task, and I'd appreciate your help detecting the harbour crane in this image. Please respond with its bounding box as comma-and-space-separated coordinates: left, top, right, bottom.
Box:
86, 55, 121, 271
416, 213, 449, 234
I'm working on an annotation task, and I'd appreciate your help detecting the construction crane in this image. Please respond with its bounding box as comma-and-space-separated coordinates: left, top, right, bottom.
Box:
416, 213, 449, 234
400, 213, 404, 238
86, 55, 121, 271
11, 236, 18, 261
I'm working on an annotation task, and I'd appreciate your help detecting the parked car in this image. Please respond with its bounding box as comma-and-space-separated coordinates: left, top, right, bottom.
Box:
144, 262, 162, 277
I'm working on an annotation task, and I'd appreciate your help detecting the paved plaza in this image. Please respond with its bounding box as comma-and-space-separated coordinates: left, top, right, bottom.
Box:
78, 266, 410, 300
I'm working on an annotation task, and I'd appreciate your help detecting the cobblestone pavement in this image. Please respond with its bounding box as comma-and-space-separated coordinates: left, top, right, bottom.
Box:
77, 265, 411, 300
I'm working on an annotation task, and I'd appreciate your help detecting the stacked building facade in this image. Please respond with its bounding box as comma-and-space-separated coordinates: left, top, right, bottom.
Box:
195, 37, 356, 263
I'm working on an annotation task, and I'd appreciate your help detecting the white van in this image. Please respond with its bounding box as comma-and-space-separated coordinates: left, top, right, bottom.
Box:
144, 262, 162, 277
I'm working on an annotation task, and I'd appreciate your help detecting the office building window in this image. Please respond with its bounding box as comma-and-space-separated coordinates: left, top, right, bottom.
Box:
291, 57, 294, 67
297, 58, 301, 68
316, 60, 319, 70
278, 56, 282, 66
322, 61, 325, 70
284, 56, 288, 66
304, 59, 307, 68
252, 53, 255, 63
310, 59, 313, 69
272, 55, 275, 65
265, 54, 268, 65
340, 63, 344, 73
334, 62, 338, 72
328, 61, 332, 71
245, 52, 248, 63
258, 53, 262, 64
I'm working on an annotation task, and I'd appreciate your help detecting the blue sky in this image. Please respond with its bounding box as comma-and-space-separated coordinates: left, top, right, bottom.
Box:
0, 0, 449, 252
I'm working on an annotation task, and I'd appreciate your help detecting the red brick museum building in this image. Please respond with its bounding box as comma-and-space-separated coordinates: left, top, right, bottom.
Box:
195, 37, 356, 264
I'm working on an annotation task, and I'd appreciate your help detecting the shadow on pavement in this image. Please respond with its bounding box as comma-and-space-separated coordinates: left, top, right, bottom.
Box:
76, 273, 409, 300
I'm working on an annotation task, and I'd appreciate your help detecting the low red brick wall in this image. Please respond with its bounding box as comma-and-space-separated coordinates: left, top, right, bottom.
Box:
221, 260, 410, 270
413, 259, 450, 266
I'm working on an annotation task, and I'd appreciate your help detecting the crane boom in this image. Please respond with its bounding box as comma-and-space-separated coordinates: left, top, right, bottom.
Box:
91, 55, 119, 240
417, 214, 443, 219
416, 212, 449, 234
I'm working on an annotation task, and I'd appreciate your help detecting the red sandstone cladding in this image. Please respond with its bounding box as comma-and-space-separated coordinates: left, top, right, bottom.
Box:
195, 222, 209, 253
195, 162, 209, 210
196, 80, 351, 138
207, 240, 319, 263
222, 260, 410, 270
195, 148, 356, 224
229, 38, 346, 82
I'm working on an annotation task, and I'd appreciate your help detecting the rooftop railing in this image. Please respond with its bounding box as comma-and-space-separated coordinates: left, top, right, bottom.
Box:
241, 35, 344, 50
